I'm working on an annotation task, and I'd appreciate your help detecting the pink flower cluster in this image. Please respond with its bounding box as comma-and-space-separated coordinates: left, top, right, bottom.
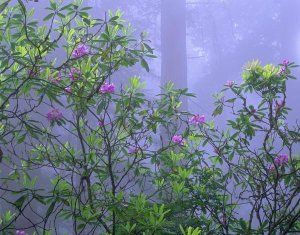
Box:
282, 59, 289, 66
46, 108, 63, 122
268, 164, 275, 172
49, 73, 62, 85
27, 68, 39, 78
172, 135, 185, 146
225, 80, 235, 88
275, 100, 285, 111
189, 114, 205, 125
69, 68, 82, 81
16, 231, 26, 235
72, 43, 89, 58
278, 59, 289, 75
64, 86, 72, 94
97, 120, 104, 127
274, 153, 289, 166
99, 82, 115, 94
268, 153, 289, 173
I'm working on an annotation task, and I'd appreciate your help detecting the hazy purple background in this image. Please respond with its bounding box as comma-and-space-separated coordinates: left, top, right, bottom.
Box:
2, 0, 300, 233
26, 0, 300, 120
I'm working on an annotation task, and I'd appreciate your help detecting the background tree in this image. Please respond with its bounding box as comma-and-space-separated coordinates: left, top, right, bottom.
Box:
161, 0, 187, 110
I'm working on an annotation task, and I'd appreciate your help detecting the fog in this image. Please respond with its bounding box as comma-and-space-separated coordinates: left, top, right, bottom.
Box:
26, 0, 300, 117
86, 0, 300, 122
1, 0, 300, 233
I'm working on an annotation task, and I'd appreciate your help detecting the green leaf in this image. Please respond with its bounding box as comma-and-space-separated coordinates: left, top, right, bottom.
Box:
0, 0, 10, 13
3, 211, 15, 223
34, 195, 46, 205
14, 195, 27, 209
80, 7, 93, 11
179, 225, 186, 235
60, 4, 73, 11
82, 18, 90, 25
226, 98, 236, 103
140, 57, 149, 72
17, 0, 26, 14
79, 11, 88, 18
97, 100, 106, 114
109, 16, 119, 22
288, 130, 300, 139
43, 13, 54, 21
50, 0, 57, 10
17, 134, 26, 144
239, 218, 247, 229
212, 105, 223, 117
46, 200, 56, 217
77, 223, 86, 230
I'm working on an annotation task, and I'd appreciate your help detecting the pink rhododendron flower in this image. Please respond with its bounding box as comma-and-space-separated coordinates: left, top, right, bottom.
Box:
46, 108, 63, 122
225, 80, 234, 87
171, 135, 185, 145
189, 114, 205, 125
72, 43, 89, 58
49, 72, 62, 84
64, 86, 72, 94
268, 154, 288, 174
99, 82, 115, 94
97, 120, 104, 127
69, 68, 82, 81
275, 100, 285, 111
282, 59, 289, 66
16, 231, 26, 235
128, 146, 140, 154
49, 76, 62, 84
274, 153, 289, 166
268, 164, 275, 173
27, 67, 40, 78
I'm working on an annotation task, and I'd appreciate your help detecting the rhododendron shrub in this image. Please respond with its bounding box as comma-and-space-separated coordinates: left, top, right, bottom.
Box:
0, 1, 300, 235
207, 60, 300, 234
0, 1, 198, 234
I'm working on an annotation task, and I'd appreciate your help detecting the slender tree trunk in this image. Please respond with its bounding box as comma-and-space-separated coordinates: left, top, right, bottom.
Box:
161, 0, 187, 110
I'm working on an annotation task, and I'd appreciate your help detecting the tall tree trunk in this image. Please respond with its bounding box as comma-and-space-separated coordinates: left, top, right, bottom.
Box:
161, 0, 187, 110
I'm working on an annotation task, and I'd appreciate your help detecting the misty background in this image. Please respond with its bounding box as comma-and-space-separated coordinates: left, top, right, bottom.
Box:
24, 0, 300, 121
1, 0, 300, 233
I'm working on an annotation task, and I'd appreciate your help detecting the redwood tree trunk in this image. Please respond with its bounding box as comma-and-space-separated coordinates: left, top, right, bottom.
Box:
161, 0, 187, 110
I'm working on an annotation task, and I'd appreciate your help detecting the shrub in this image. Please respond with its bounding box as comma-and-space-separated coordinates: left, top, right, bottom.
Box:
0, 1, 299, 234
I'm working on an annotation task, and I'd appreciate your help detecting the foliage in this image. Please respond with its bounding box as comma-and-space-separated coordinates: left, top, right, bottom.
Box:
0, 1, 299, 235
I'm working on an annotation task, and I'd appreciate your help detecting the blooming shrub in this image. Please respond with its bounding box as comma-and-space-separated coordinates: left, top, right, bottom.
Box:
274, 153, 289, 166
172, 134, 185, 145
68, 68, 82, 81
46, 108, 63, 122
64, 86, 72, 94
72, 43, 89, 59
0, 1, 299, 235
189, 114, 205, 125
16, 231, 27, 235
99, 82, 115, 94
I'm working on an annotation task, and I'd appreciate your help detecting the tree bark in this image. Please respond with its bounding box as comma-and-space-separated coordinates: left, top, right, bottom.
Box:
161, 0, 187, 110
